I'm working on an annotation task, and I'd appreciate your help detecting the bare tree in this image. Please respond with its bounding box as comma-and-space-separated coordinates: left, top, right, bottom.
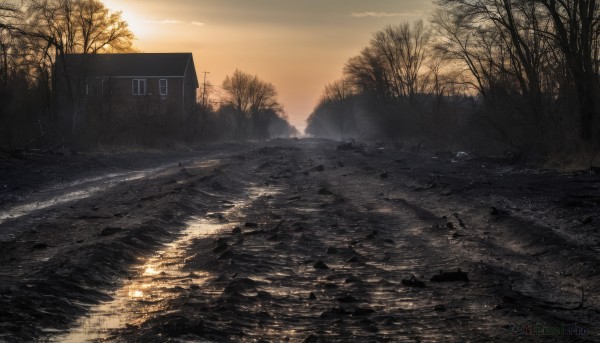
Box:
320, 79, 355, 140
346, 21, 431, 102
343, 21, 431, 141
435, 0, 600, 145
0, 1, 20, 85
75, 0, 134, 53
537, 0, 599, 142
221, 69, 282, 140
25, 0, 134, 55
20, 0, 135, 147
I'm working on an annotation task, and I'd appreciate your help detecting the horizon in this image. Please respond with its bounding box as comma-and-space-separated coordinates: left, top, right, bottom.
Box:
101, 0, 435, 132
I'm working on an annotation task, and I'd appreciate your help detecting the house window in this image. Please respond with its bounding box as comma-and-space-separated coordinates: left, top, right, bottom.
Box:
159, 79, 168, 96
84, 80, 92, 95
132, 79, 147, 95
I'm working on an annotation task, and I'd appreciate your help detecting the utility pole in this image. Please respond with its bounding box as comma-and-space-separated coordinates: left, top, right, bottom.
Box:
198, 71, 210, 140
201, 71, 210, 110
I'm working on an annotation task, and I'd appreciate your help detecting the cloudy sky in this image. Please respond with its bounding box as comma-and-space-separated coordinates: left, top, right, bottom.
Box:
103, 0, 435, 131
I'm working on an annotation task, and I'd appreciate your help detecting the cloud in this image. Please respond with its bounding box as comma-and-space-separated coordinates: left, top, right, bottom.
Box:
351, 11, 416, 18
191, 21, 205, 26
147, 19, 181, 24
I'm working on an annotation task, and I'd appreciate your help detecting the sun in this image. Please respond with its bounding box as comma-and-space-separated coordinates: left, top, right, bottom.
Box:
102, 0, 151, 39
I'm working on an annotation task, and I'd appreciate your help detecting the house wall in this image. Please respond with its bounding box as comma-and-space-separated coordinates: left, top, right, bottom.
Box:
53, 54, 199, 147
183, 68, 198, 122
83, 77, 185, 120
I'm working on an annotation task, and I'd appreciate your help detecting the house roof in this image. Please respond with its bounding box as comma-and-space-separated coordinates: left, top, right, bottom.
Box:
61, 53, 199, 87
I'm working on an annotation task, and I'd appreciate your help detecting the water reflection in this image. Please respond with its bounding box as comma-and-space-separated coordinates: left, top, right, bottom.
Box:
0, 159, 221, 224
54, 217, 230, 343
51, 184, 279, 342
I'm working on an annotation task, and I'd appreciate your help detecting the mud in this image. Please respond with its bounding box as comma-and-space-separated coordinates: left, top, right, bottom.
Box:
0, 139, 598, 342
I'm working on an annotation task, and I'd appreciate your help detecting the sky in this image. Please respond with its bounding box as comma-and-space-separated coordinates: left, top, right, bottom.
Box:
102, 0, 435, 132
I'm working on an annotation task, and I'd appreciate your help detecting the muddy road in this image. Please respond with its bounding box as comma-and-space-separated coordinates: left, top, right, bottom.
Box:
0, 139, 598, 342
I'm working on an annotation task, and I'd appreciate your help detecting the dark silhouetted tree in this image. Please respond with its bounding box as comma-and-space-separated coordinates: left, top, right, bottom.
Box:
221, 69, 283, 140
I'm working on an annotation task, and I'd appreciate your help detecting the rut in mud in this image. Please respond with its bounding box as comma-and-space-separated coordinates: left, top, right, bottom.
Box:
0, 139, 599, 342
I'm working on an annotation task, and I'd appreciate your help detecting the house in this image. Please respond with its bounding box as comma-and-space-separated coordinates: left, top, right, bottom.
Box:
55, 53, 199, 145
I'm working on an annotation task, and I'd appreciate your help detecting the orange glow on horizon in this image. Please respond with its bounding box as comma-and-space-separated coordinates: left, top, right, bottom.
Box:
100, 0, 434, 132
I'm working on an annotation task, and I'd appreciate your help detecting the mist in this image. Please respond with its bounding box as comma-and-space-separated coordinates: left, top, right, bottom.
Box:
1, 0, 599, 341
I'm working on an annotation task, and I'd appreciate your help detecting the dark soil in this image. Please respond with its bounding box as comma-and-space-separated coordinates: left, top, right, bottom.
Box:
0, 139, 598, 342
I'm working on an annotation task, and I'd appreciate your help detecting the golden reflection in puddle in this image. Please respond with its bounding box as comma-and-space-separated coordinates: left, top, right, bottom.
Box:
143, 267, 160, 276
55, 217, 230, 343
130, 289, 144, 298
56, 185, 283, 342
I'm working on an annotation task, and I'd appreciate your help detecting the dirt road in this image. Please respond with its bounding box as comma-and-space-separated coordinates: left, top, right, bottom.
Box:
0, 139, 598, 342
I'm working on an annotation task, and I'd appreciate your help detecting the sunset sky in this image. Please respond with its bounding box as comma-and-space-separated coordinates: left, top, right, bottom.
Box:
103, 0, 435, 131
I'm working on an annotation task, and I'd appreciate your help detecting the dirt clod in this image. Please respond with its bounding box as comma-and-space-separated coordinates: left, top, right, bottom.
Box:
401, 276, 426, 288
313, 261, 330, 270
430, 269, 469, 282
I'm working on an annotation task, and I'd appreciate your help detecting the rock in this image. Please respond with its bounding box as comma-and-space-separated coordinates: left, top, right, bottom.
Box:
100, 227, 123, 237
337, 294, 359, 303
231, 227, 242, 234
326, 247, 338, 254
313, 261, 330, 270
458, 219, 466, 228
446, 222, 454, 230
308, 292, 317, 300
31, 243, 48, 250
490, 207, 501, 215
364, 230, 378, 239
434, 304, 446, 311
430, 269, 469, 282
379, 172, 389, 179
213, 242, 228, 254
318, 188, 333, 195
401, 276, 426, 288
218, 250, 234, 260
244, 222, 259, 228
345, 276, 361, 283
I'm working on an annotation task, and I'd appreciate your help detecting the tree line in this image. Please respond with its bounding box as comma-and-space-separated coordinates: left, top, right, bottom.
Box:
0, 0, 295, 154
1, 0, 135, 152
307, 0, 600, 163
192, 69, 298, 143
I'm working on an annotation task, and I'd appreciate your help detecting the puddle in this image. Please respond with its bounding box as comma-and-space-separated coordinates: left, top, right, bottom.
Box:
51, 216, 232, 342
0, 160, 220, 224
51, 184, 278, 342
